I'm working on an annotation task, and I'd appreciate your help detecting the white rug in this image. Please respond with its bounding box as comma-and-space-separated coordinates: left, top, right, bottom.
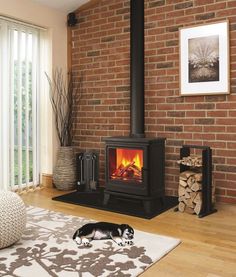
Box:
0, 206, 180, 277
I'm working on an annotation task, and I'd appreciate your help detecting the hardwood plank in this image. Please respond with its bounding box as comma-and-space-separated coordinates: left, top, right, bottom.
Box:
21, 187, 236, 277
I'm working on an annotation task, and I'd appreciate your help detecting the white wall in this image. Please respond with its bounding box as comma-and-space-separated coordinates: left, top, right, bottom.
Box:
0, 0, 68, 175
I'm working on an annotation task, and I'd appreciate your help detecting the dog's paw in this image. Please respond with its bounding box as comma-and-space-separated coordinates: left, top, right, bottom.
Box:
83, 242, 92, 247
74, 237, 82, 245
118, 242, 126, 246
126, 240, 134, 245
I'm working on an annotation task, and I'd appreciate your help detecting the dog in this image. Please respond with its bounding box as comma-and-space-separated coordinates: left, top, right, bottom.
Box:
73, 222, 134, 247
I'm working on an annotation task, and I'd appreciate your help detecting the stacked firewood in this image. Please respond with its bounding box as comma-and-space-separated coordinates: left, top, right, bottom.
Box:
177, 154, 203, 215
177, 155, 202, 167
178, 170, 203, 215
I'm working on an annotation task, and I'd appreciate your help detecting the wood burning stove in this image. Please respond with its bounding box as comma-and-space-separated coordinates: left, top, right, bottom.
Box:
104, 136, 165, 214
103, 0, 166, 214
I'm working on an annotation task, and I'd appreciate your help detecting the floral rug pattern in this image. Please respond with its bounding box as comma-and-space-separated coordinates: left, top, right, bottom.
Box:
0, 206, 180, 277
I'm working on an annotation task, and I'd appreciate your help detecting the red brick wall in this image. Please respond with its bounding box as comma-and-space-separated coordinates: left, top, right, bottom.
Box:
71, 0, 236, 204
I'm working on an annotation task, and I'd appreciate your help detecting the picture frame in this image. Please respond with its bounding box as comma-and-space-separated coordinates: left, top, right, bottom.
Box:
179, 21, 229, 96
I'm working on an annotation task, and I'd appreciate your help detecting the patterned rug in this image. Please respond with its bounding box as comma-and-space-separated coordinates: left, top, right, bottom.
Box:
0, 206, 180, 277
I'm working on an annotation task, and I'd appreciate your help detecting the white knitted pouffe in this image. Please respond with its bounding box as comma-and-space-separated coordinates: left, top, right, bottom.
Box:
0, 191, 26, 249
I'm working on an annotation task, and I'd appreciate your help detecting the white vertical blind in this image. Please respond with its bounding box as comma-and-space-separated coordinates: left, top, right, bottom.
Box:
0, 18, 42, 191
17, 30, 23, 190
0, 23, 10, 190
25, 32, 30, 188
10, 29, 15, 188
32, 32, 38, 188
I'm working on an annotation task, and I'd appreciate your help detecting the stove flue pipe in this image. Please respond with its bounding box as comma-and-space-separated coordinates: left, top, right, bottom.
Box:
130, 0, 145, 138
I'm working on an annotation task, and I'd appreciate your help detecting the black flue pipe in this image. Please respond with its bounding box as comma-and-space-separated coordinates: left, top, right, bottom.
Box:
130, 0, 145, 138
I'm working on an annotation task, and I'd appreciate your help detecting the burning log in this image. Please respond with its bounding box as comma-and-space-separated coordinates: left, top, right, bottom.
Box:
131, 164, 141, 174
119, 161, 135, 176
111, 161, 142, 181
123, 170, 134, 178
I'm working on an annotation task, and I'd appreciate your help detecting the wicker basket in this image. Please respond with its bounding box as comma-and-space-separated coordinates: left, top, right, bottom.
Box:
53, 146, 76, 190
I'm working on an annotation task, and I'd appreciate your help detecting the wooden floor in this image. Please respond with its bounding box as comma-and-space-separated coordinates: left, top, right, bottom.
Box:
21, 187, 236, 277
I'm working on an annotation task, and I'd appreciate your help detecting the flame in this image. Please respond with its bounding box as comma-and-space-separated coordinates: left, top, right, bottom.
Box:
116, 148, 143, 169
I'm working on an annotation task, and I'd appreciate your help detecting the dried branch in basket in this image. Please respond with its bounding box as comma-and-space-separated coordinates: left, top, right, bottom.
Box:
45, 69, 83, 146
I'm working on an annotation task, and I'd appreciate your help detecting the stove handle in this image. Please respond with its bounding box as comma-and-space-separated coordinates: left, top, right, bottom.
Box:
141, 167, 148, 181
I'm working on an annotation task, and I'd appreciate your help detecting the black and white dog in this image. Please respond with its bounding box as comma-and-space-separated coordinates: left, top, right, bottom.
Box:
73, 222, 134, 247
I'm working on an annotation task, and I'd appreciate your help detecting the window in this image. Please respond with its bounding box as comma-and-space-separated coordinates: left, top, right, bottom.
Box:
0, 18, 42, 191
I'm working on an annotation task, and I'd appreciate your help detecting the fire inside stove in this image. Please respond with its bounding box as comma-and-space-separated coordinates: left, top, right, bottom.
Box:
109, 148, 143, 182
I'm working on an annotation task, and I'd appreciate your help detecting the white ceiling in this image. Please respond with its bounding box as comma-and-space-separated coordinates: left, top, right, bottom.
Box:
31, 0, 89, 13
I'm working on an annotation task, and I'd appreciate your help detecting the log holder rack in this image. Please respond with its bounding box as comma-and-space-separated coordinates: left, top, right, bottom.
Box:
179, 145, 217, 218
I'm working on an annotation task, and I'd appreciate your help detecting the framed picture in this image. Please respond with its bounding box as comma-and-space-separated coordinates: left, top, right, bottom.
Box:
179, 21, 229, 96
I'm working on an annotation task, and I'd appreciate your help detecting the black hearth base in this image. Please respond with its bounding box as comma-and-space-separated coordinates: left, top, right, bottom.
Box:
52, 188, 178, 219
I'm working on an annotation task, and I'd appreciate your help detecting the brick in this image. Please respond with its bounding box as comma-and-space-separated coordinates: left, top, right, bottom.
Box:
195, 0, 214, 5
186, 111, 205, 117
116, 8, 129, 15
228, 1, 236, 8
166, 139, 184, 146
175, 15, 195, 24
166, 97, 184, 103
166, 40, 178, 46
193, 133, 215, 140
149, 0, 166, 8
216, 165, 236, 173
227, 142, 236, 149
196, 12, 215, 20
167, 111, 185, 117
215, 188, 226, 196
203, 125, 225, 132
77, 16, 86, 23
145, 22, 156, 29
88, 100, 101, 105
166, 25, 183, 32
216, 118, 236, 125
87, 51, 100, 57
183, 119, 201, 128
205, 95, 227, 102
206, 2, 226, 11
227, 174, 236, 182
195, 118, 215, 125
195, 103, 215, 109
101, 36, 115, 42
217, 8, 236, 17
216, 196, 236, 204
165, 126, 183, 132
230, 23, 236, 31
216, 134, 236, 141
227, 190, 236, 197
156, 62, 173, 68
175, 1, 193, 10
175, 118, 193, 124
186, 6, 205, 15
116, 86, 129, 92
